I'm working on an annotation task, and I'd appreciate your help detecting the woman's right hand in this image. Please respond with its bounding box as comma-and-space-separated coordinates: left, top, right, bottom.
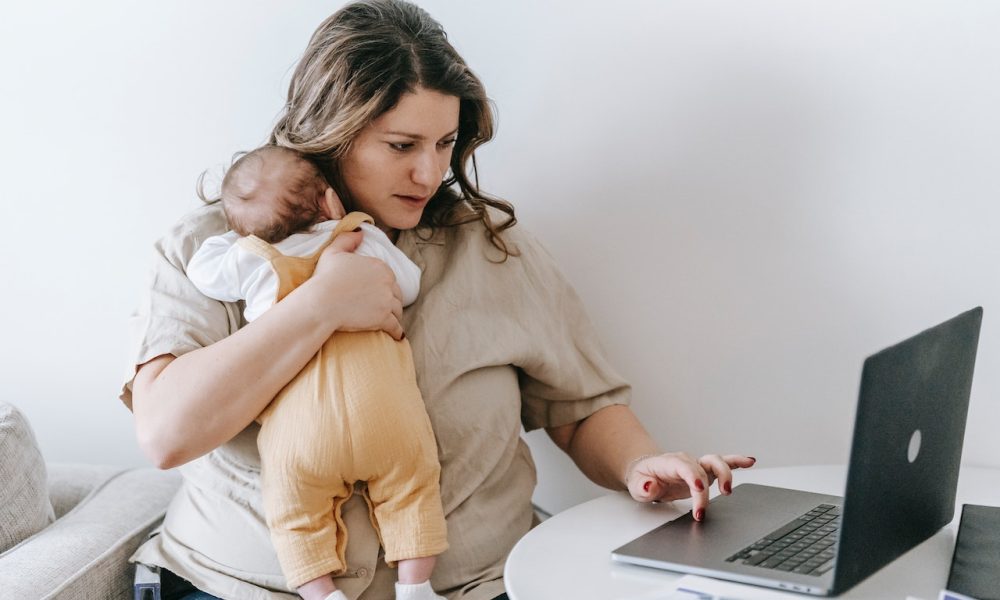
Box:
308, 230, 405, 340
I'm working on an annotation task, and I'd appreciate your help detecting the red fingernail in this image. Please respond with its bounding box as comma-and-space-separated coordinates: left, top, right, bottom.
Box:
695, 509, 705, 521
748, 456, 757, 463
695, 479, 705, 492
401, 332, 406, 340
643, 481, 651, 493
724, 481, 732, 494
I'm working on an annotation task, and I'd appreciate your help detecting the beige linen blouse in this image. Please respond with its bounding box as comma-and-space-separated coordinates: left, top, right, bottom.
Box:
120, 203, 630, 600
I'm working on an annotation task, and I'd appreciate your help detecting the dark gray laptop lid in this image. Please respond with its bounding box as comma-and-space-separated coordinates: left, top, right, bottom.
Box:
833, 307, 982, 593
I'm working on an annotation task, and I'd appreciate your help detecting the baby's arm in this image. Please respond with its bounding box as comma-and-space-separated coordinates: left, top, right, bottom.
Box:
188, 234, 281, 322
186, 233, 249, 302
354, 223, 421, 306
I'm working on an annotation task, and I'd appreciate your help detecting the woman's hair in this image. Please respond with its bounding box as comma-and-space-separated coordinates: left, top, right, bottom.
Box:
269, 0, 517, 258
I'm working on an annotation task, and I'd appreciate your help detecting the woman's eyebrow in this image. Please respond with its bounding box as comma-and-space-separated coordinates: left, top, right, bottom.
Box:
381, 127, 459, 140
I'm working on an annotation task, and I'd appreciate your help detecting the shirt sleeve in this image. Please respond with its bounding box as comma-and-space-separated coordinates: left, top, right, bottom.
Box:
507, 229, 632, 431
187, 233, 277, 321
186, 232, 246, 302
120, 204, 243, 409
357, 223, 421, 306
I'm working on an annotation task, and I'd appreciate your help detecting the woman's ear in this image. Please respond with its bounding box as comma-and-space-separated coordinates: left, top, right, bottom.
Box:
323, 187, 346, 220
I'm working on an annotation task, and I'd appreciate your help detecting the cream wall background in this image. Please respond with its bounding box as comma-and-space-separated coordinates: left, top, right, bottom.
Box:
1, 1, 997, 515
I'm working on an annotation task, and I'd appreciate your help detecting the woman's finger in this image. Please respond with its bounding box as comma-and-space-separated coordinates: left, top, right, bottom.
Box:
391, 282, 404, 321
699, 454, 735, 495
625, 455, 658, 501
668, 458, 711, 521
627, 453, 758, 519
383, 314, 405, 341
324, 230, 363, 254
721, 454, 757, 470
630, 475, 658, 502
636, 454, 710, 518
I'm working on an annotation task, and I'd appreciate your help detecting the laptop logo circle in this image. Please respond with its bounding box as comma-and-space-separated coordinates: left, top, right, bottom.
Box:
908, 430, 922, 463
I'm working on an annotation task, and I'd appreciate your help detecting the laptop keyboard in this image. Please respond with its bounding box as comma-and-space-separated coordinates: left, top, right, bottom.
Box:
725, 503, 841, 576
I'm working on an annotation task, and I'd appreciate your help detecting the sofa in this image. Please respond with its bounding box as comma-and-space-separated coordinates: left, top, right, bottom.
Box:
0, 402, 181, 599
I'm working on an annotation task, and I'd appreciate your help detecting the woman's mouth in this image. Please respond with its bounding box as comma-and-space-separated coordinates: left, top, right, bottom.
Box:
396, 194, 430, 205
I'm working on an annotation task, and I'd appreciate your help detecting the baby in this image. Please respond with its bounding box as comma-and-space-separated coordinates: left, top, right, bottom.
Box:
187, 146, 448, 600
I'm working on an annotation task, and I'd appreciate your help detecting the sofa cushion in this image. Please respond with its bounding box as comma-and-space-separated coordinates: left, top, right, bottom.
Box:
0, 403, 56, 553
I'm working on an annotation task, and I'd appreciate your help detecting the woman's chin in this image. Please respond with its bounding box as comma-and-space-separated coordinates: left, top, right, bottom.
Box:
384, 213, 424, 232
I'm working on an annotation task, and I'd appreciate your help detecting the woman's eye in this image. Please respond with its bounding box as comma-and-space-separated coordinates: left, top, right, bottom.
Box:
438, 138, 457, 148
389, 142, 413, 152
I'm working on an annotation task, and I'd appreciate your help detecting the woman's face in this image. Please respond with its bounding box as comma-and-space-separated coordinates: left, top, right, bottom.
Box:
340, 86, 461, 236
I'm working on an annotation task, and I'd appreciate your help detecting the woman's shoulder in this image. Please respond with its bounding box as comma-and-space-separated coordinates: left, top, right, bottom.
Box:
418, 207, 586, 315
423, 206, 563, 287
442, 205, 541, 257
155, 203, 230, 267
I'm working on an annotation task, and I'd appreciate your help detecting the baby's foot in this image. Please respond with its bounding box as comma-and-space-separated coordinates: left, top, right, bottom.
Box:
395, 580, 446, 600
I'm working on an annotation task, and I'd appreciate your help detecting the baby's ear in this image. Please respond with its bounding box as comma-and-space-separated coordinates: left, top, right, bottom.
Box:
323, 187, 346, 219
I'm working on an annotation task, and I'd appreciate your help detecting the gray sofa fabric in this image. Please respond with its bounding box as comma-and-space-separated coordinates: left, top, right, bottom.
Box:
0, 461, 181, 599
0, 403, 56, 553
47, 462, 127, 519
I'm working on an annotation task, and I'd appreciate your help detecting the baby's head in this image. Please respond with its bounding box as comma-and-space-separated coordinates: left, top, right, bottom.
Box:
220, 145, 338, 243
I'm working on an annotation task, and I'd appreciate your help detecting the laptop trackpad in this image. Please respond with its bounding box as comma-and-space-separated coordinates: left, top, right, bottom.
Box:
614, 483, 843, 570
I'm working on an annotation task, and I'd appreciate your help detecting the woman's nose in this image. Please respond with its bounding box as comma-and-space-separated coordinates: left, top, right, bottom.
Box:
410, 149, 440, 187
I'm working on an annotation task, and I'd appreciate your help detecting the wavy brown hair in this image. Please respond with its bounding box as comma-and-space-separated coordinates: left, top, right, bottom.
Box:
269, 0, 517, 258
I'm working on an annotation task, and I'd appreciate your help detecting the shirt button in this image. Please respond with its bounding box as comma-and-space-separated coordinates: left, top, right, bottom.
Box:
357, 568, 369, 578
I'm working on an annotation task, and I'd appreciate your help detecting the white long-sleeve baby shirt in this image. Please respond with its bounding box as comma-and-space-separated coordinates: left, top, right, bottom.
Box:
186, 220, 420, 322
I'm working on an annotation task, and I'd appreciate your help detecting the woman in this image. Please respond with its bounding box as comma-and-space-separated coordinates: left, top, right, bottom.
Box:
123, 2, 754, 599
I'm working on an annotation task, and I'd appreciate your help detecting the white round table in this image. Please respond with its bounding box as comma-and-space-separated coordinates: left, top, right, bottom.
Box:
504, 465, 1000, 599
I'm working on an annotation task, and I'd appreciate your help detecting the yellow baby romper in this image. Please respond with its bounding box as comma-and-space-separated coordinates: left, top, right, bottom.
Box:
242, 212, 449, 589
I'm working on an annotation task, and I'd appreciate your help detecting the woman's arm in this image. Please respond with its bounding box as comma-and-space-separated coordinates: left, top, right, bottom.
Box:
546, 404, 754, 521
132, 232, 404, 469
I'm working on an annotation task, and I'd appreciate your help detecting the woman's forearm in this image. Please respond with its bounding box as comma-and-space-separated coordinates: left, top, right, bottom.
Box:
132, 236, 402, 469
132, 276, 343, 469
546, 404, 662, 491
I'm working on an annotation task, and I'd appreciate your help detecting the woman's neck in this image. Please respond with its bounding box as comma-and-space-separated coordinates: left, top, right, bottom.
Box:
382, 226, 400, 244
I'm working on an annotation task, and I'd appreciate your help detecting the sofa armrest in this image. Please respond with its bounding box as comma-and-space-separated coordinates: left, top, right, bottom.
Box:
47, 462, 127, 519
0, 467, 182, 600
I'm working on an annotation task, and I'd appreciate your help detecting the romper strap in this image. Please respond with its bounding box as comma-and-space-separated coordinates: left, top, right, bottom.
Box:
236, 235, 283, 260
333, 211, 375, 238
235, 212, 376, 260
311, 212, 377, 255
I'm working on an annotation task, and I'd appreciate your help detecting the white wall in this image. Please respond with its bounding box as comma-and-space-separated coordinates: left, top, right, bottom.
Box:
2, 1, 998, 515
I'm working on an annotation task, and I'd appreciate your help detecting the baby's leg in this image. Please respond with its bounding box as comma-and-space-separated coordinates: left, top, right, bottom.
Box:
395, 556, 445, 600
365, 441, 449, 566
365, 423, 448, 600
261, 462, 353, 591
397, 555, 436, 584
258, 409, 353, 591
298, 575, 346, 600
345, 335, 448, 599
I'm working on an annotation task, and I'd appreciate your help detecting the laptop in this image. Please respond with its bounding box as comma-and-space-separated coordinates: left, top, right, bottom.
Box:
611, 307, 983, 596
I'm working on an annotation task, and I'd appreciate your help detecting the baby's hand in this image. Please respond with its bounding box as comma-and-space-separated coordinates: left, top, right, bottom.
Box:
323, 187, 346, 220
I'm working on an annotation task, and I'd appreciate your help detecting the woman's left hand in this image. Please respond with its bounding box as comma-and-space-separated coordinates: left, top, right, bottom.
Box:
625, 453, 756, 521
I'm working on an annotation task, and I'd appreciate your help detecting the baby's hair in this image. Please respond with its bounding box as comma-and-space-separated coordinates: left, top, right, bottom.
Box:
203, 145, 330, 243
